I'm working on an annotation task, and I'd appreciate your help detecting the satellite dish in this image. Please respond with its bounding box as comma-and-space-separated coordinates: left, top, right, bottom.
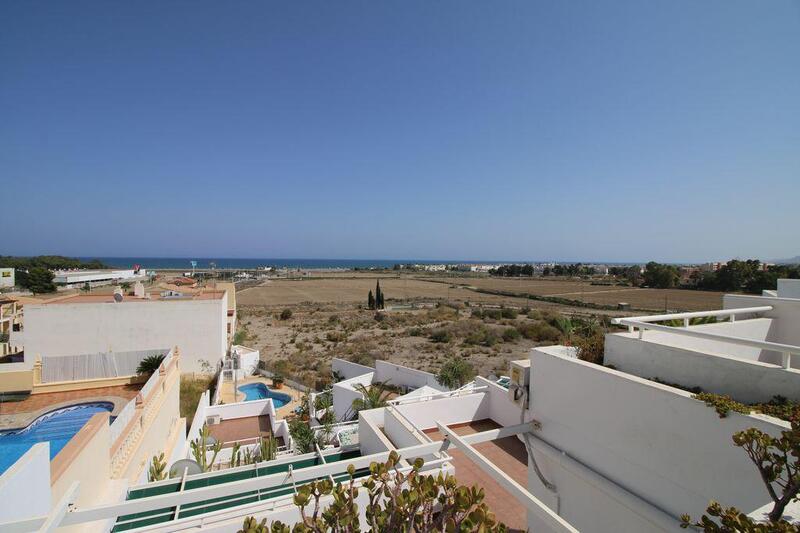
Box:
169, 459, 202, 478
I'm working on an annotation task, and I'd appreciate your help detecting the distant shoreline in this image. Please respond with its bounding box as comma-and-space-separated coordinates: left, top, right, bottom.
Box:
80, 257, 646, 271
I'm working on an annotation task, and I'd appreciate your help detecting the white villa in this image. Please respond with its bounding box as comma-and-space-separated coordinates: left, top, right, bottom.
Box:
0, 280, 798, 531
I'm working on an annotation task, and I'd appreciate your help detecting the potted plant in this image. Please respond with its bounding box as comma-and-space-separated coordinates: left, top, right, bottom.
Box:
272, 373, 285, 389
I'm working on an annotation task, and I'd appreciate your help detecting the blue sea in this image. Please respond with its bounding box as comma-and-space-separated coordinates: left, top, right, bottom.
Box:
80, 257, 506, 270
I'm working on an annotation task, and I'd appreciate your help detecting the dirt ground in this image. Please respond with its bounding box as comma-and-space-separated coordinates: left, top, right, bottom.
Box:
235, 274, 727, 390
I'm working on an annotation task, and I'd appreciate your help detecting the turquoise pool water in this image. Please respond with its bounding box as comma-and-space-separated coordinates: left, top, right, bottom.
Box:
0, 402, 114, 474
238, 383, 291, 407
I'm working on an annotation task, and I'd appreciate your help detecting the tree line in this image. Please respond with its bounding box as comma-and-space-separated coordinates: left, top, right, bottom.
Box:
490, 263, 597, 277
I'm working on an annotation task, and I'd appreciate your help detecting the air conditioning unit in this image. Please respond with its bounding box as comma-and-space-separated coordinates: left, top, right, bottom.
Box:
206, 414, 221, 425
508, 359, 531, 409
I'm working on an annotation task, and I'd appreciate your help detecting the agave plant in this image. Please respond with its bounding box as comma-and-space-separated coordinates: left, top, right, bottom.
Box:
351, 381, 393, 413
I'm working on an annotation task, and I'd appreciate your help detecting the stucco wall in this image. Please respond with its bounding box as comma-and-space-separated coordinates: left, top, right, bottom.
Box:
374, 360, 448, 392
0, 443, 51, 525
605, 328, 800, 403
332, 372, 374, 422
527, 347, 788, 532
22, 298, 227, 373
331, 358, 374, 380
358, 408, 394, 456
392, 392, 489, 431
724, 294, 800, 352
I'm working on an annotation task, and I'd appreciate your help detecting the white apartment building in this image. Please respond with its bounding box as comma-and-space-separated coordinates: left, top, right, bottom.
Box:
13, 289, 228, 373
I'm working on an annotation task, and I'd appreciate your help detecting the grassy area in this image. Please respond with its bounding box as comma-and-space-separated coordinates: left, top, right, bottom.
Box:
180, 374, 215, 429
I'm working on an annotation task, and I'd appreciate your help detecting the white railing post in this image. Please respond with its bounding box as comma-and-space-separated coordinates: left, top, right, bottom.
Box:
782, 352, 791, 369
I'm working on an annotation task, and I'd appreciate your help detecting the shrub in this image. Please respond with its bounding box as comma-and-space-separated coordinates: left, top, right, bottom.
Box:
279, 309, 293, 320
516, 322, 561, 342
693, 392, 749, 418
437, 357, 476, 389
465, 326, 500, 347
502, 327, 521, 342
501, 308, 518, 319
325, 331, 346, 343
429, 329, 453, 343
407, 326, 424, 337
483, 309, 502, 320
575, 331, 605, 365
470, 308, 484, 319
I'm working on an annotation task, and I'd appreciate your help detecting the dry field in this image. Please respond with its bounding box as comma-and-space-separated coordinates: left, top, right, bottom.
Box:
422, 277, 724, 312
239, 277, 572, 311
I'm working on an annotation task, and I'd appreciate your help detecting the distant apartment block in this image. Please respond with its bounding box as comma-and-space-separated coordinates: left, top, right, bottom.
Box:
52, 268, 146, 289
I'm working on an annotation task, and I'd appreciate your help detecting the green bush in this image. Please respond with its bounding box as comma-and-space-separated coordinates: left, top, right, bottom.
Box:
502, 327, 521, 342
429, 329, 453, 343
279, 309, 293, 320
464, 325, 500, 346
516, 322, 561, 342
575, 332, 605, 365
501, 308, 518, 319
483, 309, 502, 320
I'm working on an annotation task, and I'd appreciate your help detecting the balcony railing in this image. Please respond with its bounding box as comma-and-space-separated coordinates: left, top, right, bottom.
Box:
611, 306, 800, 369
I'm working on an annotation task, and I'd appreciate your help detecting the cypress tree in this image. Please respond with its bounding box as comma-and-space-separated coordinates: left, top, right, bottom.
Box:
368, 290, 375, 310
376, 280, 384, 309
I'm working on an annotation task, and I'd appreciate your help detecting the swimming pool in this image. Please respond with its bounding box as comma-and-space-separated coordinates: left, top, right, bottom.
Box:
0, 402, 114, 474
238, 383, 291, 407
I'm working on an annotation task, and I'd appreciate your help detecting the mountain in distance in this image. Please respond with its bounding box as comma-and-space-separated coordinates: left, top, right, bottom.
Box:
771, 255, 800, 265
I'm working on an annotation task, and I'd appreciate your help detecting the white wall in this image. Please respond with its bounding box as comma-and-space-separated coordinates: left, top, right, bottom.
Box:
22, 297, 227, 373
374, 360, 449, 392
331, 358, 374, 380
393, 392, 489, 431
332, 372, 374, 422
527, 347, 789, 532
725, 294, 800, 351
605, 327, 800, 403
777, 279, 800, 299
358, 408, 394, 456
0, 443, 51, 525
475, 376, 530, 427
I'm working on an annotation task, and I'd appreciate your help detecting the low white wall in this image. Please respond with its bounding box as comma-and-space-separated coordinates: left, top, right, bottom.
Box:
725, 294, 800, 351
332, 358, 374, 380
374, 360, 448, 392
207, 398, 275, 421
184, 390, 210, 459
0, 443, 51, 525
475, 376, 530, 427
332, 372, 374, 422
393, 392, 489, 431
527, 347, 789, 532
777, 279, 800, 299
605, 330, 800, 403
358, 408, 394, 456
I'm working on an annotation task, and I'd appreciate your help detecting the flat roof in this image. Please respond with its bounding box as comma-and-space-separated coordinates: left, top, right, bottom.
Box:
38, 290, 226, 305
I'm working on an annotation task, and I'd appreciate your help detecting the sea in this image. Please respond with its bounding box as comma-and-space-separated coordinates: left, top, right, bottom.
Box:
80, 257, 508, 270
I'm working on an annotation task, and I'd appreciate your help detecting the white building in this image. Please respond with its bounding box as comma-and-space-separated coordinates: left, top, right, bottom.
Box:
52, 268, 146, 289
13, 289, 228, 373
2, 281, 798, 532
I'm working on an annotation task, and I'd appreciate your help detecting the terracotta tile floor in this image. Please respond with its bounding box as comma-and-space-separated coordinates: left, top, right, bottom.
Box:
424, 420, 529, 532
0, 384, 142, 415
207, 415, 285, 448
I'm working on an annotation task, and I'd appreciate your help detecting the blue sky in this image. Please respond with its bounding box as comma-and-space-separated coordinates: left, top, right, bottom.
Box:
1, 1, 798, 263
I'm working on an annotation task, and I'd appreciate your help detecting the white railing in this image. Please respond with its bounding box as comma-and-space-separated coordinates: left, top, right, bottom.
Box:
612, 306, 799, 369
387, 385, 488, 406
612, 306, 773, 326
109, 398, 137, 444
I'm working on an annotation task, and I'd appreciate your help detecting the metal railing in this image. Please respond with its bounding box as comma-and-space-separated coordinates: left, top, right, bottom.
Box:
611, 306, 799, 369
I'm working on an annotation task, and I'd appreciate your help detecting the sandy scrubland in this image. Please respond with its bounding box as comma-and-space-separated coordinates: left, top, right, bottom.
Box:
234, 274, 726, 390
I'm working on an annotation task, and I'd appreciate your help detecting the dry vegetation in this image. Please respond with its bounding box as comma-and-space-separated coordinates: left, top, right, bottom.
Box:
235, 274, 724, 389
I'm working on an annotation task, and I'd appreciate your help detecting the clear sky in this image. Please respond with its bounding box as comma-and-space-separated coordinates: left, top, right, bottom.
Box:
1, 1, 798, 263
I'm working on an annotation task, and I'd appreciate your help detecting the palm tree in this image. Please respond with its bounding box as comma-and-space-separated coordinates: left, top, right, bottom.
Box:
136, 354, 166, 376
351, 381, 393, 413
